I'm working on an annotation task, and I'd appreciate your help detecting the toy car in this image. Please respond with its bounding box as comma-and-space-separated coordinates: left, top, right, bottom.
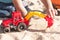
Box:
1, 11, 29, 32
1, 11, 53, 33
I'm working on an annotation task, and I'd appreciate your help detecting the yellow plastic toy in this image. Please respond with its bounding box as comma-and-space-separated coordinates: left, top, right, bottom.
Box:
25, 11, 47, 20
24, 11, 53, 27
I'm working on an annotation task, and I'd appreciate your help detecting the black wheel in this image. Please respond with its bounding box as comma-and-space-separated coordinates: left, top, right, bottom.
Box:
4, 27, 10, 33
17, 23, 27, 32
1, 23, 10, 33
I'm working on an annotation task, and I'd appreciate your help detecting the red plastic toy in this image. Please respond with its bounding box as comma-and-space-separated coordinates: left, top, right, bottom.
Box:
44, 15, 53, 28
1, 11, 29, 32
1, 11, 53, 32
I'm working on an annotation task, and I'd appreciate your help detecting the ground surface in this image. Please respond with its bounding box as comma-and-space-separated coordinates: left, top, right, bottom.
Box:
0, 16, 60, 40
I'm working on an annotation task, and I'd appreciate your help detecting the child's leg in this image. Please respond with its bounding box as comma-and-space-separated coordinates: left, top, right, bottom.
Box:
0, 10, 10, 17
4, 6, 15, 12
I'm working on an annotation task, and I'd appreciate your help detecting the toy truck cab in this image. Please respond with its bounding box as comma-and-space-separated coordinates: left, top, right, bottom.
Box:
1, 11, 29, 32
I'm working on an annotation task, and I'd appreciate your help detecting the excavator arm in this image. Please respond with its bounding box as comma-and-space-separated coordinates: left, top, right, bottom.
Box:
24, 11, 53, 27
24, 11, 47, 20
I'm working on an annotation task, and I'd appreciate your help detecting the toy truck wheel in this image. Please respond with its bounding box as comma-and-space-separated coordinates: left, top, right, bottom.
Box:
17, 23, 27, 32
0, 25, 4, 33
4, 27, 10, 33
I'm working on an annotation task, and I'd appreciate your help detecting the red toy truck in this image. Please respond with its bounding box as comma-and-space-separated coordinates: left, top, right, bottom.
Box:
1, 11, 53, 33
1, 11, 29, 32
